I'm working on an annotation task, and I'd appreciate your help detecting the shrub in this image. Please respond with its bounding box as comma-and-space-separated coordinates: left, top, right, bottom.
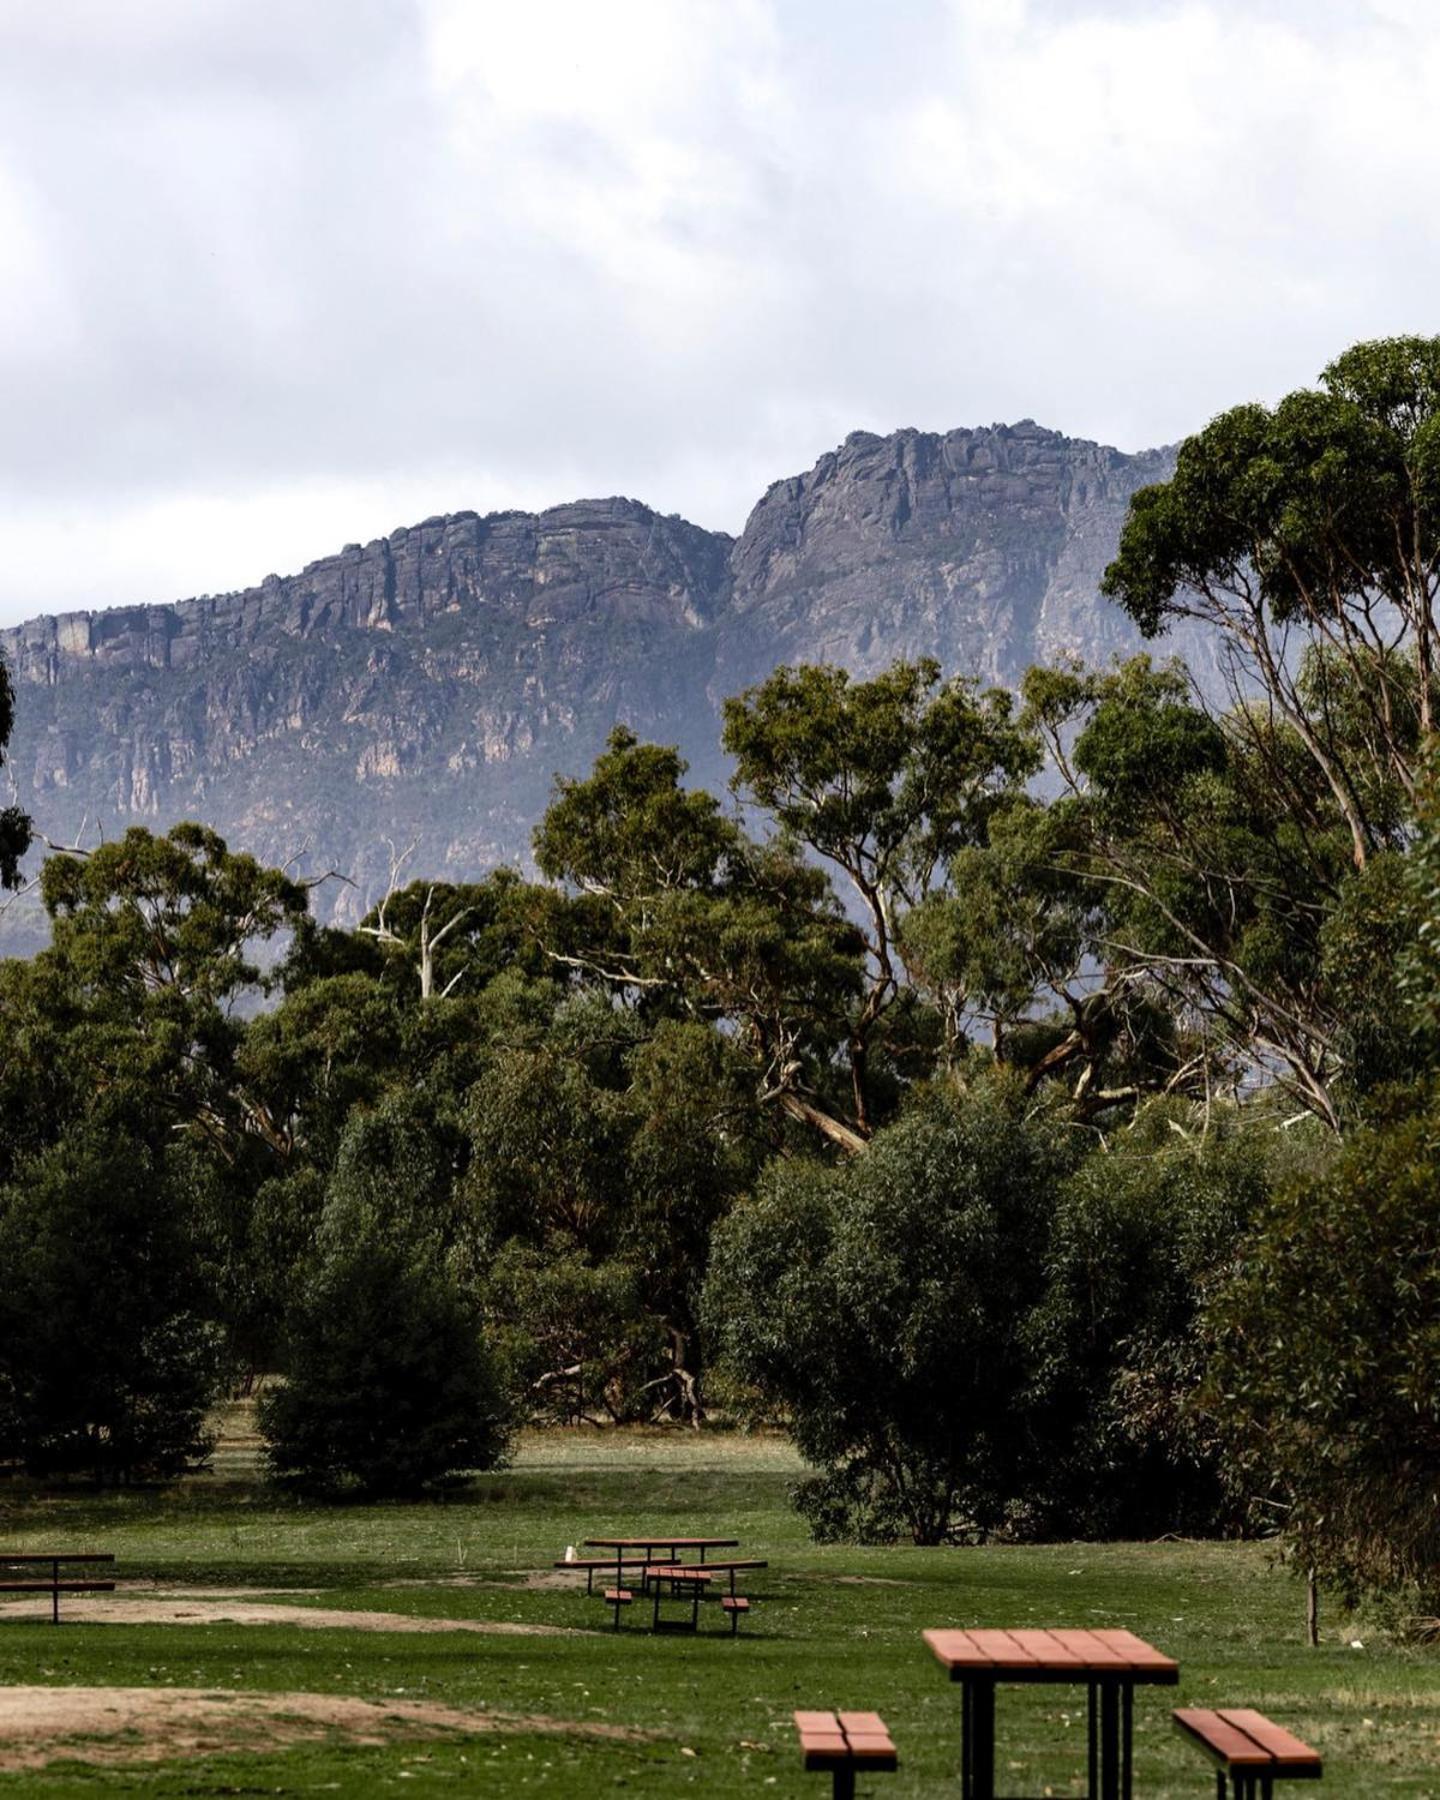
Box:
0, 1123, 224, 1481
1205, 1081, 1440, 1604
260, 1100, 513, 1497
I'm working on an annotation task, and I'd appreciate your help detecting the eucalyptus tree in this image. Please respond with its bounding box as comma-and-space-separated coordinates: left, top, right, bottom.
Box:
1102, 334, 1440, 867
722, 660, 1038, 1132
534, 727, 865, 1151
1019, 654, 1419, 1129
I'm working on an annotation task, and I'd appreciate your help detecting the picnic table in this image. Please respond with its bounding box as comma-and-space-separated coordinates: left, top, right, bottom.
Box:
584, 1537, 740, 1593
0, 1553, 115, 1625
924, 1626, 1178, 1800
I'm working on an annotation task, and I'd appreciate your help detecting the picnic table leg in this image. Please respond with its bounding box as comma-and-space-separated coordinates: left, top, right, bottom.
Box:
51, 1559, 59, 1627
1088, 1681, 1099, 1797
1099, 1680, 1120, 1800
962, 1677, 995, 1800
1121, 1682, 1133, 1799
831, 1765, 856, 1800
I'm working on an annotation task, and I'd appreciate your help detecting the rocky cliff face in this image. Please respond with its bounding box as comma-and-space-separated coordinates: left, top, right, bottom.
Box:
714, 421, 1199, 696
0, 423, 1203, 944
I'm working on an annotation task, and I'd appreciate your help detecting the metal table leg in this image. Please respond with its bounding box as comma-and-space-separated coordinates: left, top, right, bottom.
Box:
962, 1678, 995, 1800
1100, 1680, 1120, 1800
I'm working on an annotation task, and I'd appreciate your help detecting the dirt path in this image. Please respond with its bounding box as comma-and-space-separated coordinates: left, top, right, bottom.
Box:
0, 1686, 651, 1771
0, 1595, 579, 1635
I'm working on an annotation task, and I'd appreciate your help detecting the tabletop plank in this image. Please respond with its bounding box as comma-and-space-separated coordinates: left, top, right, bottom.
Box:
925, 1625, 1177, 1677
584, 1537, 739, 1549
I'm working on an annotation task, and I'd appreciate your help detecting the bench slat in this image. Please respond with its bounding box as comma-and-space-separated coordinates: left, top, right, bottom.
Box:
553, 1558, 649, 1570
1218, 1709, 1322, 1771
1174, 1708, 1276, 1768
794, 1709, 897, 1773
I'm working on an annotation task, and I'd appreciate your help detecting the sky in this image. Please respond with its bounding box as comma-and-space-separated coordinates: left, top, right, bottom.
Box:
0, 0, 1437, 626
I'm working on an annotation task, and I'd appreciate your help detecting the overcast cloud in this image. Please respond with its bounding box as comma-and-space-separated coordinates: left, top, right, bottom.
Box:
0, 0, 1435, 625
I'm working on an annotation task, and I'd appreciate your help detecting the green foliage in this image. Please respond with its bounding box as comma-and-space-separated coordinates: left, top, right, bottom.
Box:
0, 1117, 225, 1481
532, 724, 863, 1150
462, 996, 765, 1423
705, 1079, 1078, 1543
1017, 650, 1427, 1126
1102, 335, 1440, 871
1205, 1082, 1440, 1604
706, 1077, 1291, 1546
1027, 1104, 1284, 1537
260, 1097, 513, 1498
722, 660, 1039, 1130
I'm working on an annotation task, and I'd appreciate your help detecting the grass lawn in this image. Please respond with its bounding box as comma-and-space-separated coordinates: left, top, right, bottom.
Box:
0, 1425, 1435, 1796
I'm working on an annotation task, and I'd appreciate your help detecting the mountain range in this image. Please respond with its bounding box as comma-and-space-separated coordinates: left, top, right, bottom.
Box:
0, 420, 1211, 943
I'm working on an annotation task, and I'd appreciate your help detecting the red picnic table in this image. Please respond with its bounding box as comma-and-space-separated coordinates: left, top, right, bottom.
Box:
924, 1627, 1178, 1800
583, 1537, 739, 1593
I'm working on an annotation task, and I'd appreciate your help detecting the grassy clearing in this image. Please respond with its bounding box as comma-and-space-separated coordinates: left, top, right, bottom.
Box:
0, 1427, 1435, 1795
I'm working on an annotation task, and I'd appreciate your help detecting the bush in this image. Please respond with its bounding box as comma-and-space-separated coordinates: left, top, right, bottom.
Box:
0, 1123, 224, 1481
707, 1081, 1283, 1544
704, 1078, 1075, 1543
1205, 1081, 1440, 1604
261, 1100, 514, 1497
1026, 1102, 1278, 1536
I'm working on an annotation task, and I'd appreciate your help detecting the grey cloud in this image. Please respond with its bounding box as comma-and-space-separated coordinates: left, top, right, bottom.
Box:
0, 0, 1436, 623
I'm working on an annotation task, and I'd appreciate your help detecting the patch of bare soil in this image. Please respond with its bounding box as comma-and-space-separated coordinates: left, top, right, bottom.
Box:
116, 1584, 324, 1599
0, 1686, 652, 1772
451, 1571, 580, 1593
0, 1596, 578, 1636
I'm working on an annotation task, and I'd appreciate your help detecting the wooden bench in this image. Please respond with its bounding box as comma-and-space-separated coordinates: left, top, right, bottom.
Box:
720, 1594, 750, 1635
603, 1587, 633, 1630
1174, 1708, 1322, 1797
795, 1711, 897, 1800
0, 1554, 115, 1626
553, 1556, 650, 1595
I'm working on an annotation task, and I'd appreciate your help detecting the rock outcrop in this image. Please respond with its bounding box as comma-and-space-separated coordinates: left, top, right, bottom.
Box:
0, 422, 1206, 946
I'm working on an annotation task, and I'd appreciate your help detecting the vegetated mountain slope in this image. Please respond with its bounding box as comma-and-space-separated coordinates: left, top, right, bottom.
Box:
0, 421, 1203, 943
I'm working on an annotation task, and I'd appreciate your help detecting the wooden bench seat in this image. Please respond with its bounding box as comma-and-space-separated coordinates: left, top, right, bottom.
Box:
720, 1594, 750, 1635
603, 1587, 633, 1629
1174, 1708, 1322, 1797
553, 1556, 649, 1594
795, 1710, 897, 1799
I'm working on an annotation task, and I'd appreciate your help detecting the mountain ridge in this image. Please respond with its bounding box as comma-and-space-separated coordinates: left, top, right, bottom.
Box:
0, 421, 1204, 944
